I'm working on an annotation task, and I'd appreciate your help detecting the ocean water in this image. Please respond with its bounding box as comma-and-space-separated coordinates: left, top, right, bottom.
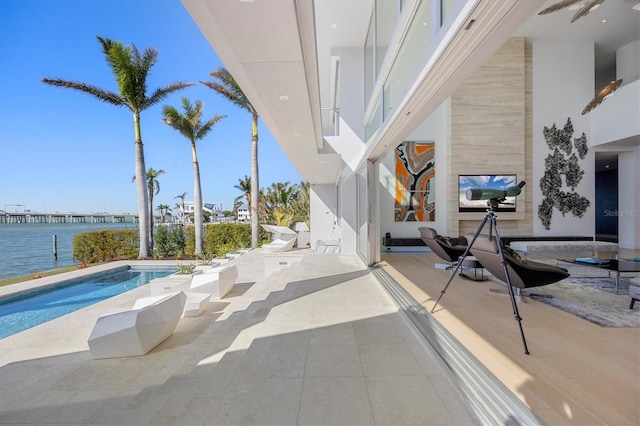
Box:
0, 223, 134, 280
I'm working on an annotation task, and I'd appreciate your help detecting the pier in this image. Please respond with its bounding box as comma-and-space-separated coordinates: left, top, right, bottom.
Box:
0, 211, 146, 224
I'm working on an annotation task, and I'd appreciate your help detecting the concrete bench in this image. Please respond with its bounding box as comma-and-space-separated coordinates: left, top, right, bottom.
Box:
88, 291, 186, 359
509, 241, 619, 258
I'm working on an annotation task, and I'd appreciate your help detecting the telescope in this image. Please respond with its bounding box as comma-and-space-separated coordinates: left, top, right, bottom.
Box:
466, 181, 526, 201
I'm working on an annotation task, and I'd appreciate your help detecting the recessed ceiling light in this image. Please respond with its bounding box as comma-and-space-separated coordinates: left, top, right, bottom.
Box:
279, 95, 289, 101
601, 18, 607, 23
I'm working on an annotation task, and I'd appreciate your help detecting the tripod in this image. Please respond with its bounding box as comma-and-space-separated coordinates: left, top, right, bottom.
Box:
430, 198, 530, 355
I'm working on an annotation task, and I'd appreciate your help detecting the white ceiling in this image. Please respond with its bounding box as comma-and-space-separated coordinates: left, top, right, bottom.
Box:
182, 0, 639, 182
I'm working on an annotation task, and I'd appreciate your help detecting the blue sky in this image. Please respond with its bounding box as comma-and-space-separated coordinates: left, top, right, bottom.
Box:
0, 0, 302, 215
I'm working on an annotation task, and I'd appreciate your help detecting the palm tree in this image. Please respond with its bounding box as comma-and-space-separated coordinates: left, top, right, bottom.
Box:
174, 192, 187, 224
262, 181, 297, 228
156, 203, 171, 222
162, 97, 226, 255
42, 36, 193, 258
135, 168, 165, 248
202, 68, 260, 248
292, 181, 311, 226
234, 175, 251, 206
148, 168, 165, 235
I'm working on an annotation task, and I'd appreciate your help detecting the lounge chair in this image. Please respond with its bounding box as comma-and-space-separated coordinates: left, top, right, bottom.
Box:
261, 224, 298, 252
418, 227, 468, 269
149, 264, 239, 301
262, 237, 297, 253
468, 234, 570, 293
87, 291, 186, 359
190, 264, 238, 299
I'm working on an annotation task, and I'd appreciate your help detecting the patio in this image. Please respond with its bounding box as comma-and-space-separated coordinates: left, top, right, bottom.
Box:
0, 250, 481, 425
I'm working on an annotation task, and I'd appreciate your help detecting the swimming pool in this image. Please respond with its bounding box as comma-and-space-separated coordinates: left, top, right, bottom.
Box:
0, 266, 176, 339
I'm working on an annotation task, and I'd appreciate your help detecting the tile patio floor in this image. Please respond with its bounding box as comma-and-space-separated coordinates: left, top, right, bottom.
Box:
0, 250, 478, 425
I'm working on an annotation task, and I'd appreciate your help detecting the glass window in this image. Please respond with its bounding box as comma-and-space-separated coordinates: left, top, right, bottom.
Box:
357, 165, 368, 260
441, 0, 458, 26
365, 96, 381, 142
383, 0, 432, 121
364, 14, 375, 107
375, 0, 401, 74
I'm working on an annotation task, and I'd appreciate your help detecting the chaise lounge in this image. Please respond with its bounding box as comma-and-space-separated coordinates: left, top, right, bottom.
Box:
418, 227, 468, 269
149, 264, 239, 302
87, 291, 186, 359
468, 234, 570, 292
261, 224, 298, 253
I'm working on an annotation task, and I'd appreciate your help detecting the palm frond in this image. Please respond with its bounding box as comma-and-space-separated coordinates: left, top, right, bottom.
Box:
195, 115, 226, 141
42, 78, 126, 107
144, 82, 195, 109
201, 67, 256, 115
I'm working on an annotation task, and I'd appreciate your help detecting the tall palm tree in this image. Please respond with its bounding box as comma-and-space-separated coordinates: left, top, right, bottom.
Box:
42, 36, 193, 258
162, 97, 226, 255
202, 68, 260, 248
174, 192, 187, 224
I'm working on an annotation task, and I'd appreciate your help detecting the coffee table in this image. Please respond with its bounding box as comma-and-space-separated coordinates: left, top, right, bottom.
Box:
560, 258, 640, 293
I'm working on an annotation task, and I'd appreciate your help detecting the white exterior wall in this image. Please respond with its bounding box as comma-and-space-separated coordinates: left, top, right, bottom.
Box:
618, 147, 640, 249
338, 170, 358, 254
532, 42, 596, 237
378, 102, 449, 246
317, 47, 366, 255
309, 184, 340, 250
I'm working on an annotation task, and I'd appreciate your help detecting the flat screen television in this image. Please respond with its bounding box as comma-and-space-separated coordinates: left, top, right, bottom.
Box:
458, 174, 518, 212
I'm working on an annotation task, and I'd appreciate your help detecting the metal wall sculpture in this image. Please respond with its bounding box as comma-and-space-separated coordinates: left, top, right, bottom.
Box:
538, 118, 590, 229
395, 141, 435, 222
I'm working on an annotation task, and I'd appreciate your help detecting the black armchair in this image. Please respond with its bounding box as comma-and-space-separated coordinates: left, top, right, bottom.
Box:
467, 234, 570, 291
418, 227, 468, 268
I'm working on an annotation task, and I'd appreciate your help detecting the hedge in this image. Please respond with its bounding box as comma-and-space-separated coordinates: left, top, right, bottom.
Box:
73, 229, 139, 263
73, 223, 273, 262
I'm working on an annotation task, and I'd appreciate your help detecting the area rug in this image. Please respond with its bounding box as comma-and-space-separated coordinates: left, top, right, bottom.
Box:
488, 261, 640, 328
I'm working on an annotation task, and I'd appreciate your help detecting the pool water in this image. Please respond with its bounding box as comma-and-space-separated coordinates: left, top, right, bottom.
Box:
0, 267, 176, 339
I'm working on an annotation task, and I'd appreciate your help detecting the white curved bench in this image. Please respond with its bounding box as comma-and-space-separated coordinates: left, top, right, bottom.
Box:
88, 291, 186, 359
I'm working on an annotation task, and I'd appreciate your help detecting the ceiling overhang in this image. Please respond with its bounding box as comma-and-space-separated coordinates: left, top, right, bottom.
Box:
181, 0, 340, 184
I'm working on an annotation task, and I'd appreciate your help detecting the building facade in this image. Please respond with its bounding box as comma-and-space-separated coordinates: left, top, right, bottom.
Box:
182, 0, 640, 265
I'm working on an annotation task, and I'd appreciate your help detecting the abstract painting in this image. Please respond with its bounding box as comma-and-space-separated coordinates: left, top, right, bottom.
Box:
395, 141, 435, 222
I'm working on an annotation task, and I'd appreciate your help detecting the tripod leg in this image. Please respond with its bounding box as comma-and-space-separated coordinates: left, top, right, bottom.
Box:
430, 214, 490, 313
492, 216, 530, 355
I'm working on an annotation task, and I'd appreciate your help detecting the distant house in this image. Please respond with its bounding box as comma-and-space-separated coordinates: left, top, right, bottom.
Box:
237, 204, 250, 222
181, 202, 223, 222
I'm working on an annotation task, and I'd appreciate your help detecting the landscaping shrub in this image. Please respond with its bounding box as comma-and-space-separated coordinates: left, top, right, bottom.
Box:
185, 225, 196, 257
203, 223, 269, 257
73, 229, 138, 263
153, 225, 187, 258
